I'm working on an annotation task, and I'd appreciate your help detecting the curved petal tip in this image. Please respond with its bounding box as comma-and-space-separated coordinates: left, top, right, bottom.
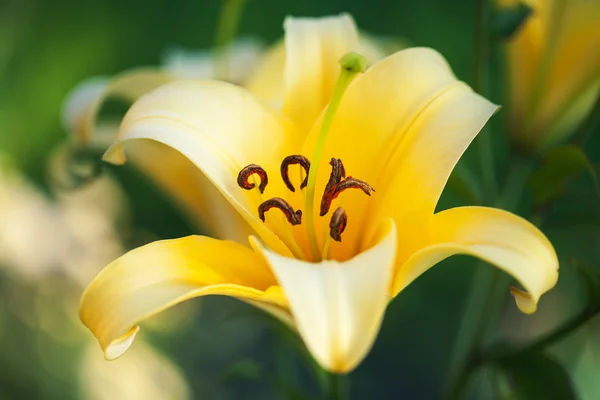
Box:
510, 286, 538, 314
104, 326, 140, 360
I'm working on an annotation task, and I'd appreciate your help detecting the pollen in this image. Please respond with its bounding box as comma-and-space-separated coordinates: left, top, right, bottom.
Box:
237, 164, 268, 194
280, 155, 310, 192
238, 156, 374, 245
258, 198, 303, 225
329, 207, 348, 242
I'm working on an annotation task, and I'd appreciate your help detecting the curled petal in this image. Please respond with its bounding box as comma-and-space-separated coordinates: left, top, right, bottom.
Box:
391, 206, 558, 314
79, 236, 288, 360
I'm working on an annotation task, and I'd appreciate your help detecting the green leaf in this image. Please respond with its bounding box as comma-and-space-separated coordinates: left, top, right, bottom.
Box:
498, 352, 577, 400
530, 145, 599, 204
221, 359, 263, 382
447, 162, 482, 205
494, 2, 533, 39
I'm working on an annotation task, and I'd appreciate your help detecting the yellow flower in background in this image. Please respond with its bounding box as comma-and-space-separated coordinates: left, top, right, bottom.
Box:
78, 14, 558, 373
501, 0, 600, 149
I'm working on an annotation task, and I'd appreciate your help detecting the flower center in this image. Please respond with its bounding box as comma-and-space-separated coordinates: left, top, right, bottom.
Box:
236, 156, 374, 258
237, 51, 369, 262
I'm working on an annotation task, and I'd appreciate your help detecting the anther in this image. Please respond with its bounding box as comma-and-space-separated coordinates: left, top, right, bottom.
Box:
329, 207, 348, 242
280, 155, 311, 192
320, 177, 375, 216
324, 158, 346, 195
258, 198, 303, 225
237, 164, 268, 194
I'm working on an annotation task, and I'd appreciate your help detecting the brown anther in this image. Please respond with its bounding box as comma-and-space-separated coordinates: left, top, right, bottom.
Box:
237, 164, 268, 194
280, 155, 311, 192
258, 197, 303, 225
329, 207, 348, 242
324, 158, 346, 195
320, 177, 375, 216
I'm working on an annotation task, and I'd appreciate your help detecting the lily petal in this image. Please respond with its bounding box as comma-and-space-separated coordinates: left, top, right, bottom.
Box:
244, 41, 286, 109
392, 206, 558, 314
244, 31, 397, 113
301, 48, 497, 261
107, 80, 301, 256
79, 236, 288, 360
282, 14, 360, 132
62, 69, 177, 146
62, 71, 253, 243
250, 219, 397, 373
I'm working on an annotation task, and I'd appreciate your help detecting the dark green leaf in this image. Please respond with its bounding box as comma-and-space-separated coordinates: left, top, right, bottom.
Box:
498, 352, 577, 400
447, 163, 482, 205
221, 359, 263, 382
494, 2, 533, 39
530, 145, 599, 204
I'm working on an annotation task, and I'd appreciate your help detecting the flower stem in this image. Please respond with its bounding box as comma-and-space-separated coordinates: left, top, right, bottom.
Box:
328, 373, 349, 400
213, 0, 246, 81
479, 305, 600, 365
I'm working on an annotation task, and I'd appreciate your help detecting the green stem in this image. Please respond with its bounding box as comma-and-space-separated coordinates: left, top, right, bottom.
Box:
445, 157, 533, 399
473, 0, 497, 202
328, 373, 349, 400
213, 0, 246, 81
445, 1, 500, 397
479, 305, 599, 365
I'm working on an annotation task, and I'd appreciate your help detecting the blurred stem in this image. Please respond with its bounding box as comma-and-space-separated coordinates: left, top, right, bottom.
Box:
473, 0, 498, 203
572, 92, 600, 149
328, 373, 349, 400
478, 258, 600, 365
267, 317, 331, 397
446, 157, 533, 399
479, 304, 600, 365
446, 0, 501, 398
213, 0, 246, 81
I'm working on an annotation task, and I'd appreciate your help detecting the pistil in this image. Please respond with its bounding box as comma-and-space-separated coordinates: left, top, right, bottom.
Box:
303, 52, 367, 261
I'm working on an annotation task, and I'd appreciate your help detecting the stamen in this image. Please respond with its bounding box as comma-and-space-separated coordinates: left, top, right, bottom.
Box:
237, 164, 268, 193
324, 158, 346, 195
320, 176, 375, 216
280, 155, 310, 192
329, 207, 347, 242
258, 197, 302, 225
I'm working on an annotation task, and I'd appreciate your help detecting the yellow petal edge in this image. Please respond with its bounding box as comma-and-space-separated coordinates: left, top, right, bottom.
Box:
79, 236, 288, 360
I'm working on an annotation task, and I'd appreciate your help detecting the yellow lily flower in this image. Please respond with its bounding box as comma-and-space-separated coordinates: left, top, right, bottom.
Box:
79, 14, 558, 373
62, 18, 396, 243
500, 0, 600, 148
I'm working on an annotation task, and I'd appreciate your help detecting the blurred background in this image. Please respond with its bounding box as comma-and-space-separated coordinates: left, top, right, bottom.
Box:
1, 0, 599, 398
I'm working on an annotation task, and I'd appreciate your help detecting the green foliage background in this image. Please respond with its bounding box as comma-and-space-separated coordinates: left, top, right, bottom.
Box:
1, 0, 599, 399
